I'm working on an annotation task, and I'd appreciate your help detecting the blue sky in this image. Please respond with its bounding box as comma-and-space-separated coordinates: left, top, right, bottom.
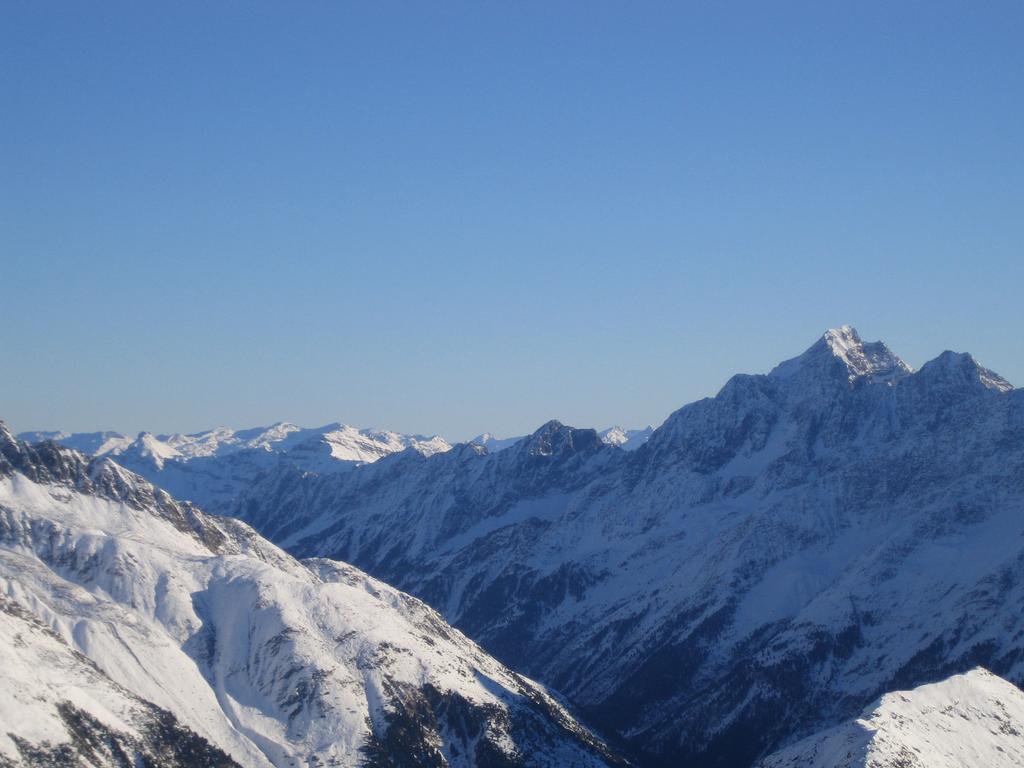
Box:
2, 2, 1022, 440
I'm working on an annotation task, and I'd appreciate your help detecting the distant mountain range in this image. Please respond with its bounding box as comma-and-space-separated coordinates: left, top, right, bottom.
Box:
19, 422, 452, 468
17, 421, 652, 512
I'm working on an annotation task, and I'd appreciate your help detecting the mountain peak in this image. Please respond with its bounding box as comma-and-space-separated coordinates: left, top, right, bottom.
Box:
520, 420, 602, 457
915, 350, 1013, 393
771, 326, 912, 386
0, 420, 14, 446
125, 432, 182, 469
822, 323, 861, 353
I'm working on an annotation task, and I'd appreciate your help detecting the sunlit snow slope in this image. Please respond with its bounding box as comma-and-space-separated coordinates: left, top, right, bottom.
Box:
759, 668, 1024, 768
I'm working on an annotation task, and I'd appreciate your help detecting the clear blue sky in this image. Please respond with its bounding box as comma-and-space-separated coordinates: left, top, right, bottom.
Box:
2, 2, 1022, 440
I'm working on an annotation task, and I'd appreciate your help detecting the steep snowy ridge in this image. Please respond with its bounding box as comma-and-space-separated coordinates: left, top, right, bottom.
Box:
222, 327, 1024, 766
0, 426, 625, 767
759, 668, 1024, 767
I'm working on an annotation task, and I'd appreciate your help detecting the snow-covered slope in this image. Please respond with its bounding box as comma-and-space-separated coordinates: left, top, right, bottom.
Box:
225, 326, 1024, 766
0, 594, 239, 767
759, 668, 1024, 768
0, 425, 624, 767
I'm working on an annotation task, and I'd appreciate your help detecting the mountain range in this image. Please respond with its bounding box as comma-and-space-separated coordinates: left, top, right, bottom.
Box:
6, 325, 1023, 767
18, 423, 649, 514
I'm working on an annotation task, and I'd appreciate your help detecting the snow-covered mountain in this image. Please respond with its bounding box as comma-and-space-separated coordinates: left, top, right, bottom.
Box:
17, 423, 453, 512
759, 668, 1024, 767
223, 326, 1024, 766
0, 424, 625, 767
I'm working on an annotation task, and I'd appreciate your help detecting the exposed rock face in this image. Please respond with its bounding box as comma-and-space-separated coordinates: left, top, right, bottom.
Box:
0, 427, 626, 768
222, 328, 1024, 766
